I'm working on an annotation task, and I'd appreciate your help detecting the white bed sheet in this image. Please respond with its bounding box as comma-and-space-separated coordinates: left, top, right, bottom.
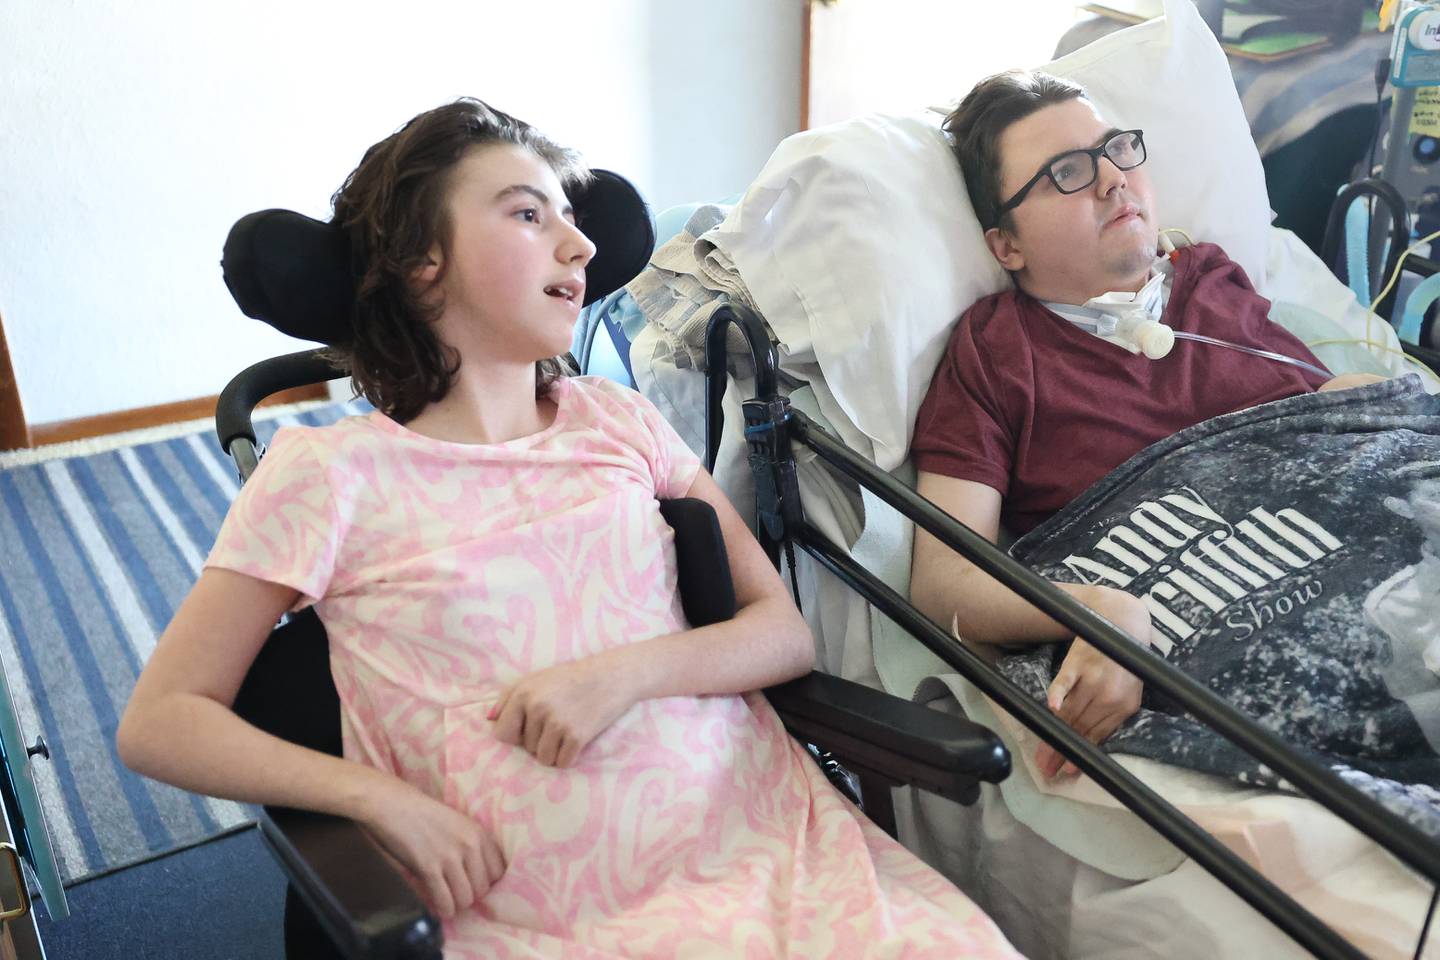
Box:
893, 680, 1440, 960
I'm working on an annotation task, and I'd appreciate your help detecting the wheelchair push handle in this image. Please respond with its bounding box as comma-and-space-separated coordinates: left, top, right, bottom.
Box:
215, 349, 343, 480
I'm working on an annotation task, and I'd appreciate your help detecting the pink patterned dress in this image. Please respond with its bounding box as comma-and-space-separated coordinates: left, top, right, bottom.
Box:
207, 376, 1018, 959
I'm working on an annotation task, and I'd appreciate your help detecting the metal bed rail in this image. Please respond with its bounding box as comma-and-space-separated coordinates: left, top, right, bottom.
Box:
704, 301, 1440, 960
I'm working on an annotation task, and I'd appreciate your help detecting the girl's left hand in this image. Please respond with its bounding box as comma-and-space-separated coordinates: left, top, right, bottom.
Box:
490, 657, 638, 768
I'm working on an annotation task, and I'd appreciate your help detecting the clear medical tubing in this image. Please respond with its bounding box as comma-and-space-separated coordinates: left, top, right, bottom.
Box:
1063, 312, 1332, 378
1170, 330, 1334, 379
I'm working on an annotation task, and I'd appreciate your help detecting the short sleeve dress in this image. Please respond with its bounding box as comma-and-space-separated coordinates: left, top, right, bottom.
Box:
207, 376, 1018, 959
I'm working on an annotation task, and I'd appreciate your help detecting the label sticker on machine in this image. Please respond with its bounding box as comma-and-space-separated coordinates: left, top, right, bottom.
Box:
1395, 7, 1440, 86
1411, 85, 1440, 136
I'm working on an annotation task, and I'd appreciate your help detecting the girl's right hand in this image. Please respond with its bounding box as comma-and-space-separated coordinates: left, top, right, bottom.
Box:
355, 777, 505, 920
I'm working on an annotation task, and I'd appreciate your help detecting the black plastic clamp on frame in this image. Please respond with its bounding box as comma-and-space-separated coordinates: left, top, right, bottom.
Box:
742, 395, 804, 606
704, 304, 788, 559
742, 400, 798, 546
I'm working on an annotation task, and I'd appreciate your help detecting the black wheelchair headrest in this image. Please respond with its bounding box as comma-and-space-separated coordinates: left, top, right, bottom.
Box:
221, 168, 654, 346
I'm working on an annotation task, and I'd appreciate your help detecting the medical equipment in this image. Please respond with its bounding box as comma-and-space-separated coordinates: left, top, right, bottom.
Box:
1046, 268, 1174, 358
1323, 179, 1440, 373
1063, 308, 1335, 377
1062, 309, 1176, 359
1053, 241, 1336, 377
1378, 3, 1440, 224
1339, 4, 1440, 352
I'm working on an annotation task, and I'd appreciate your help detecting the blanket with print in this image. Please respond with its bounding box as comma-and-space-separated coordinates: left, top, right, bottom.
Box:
1000, 375, 1440, 836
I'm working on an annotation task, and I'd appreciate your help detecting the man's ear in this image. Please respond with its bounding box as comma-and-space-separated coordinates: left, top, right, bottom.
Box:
984, 226, 1025, 272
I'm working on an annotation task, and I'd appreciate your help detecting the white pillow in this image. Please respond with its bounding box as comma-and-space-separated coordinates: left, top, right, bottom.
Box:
707, 0, 1270, 471
708, 112, 1005, 471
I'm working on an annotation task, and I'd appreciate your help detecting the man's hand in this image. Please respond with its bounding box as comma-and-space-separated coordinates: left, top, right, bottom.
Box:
357, 777, 505, 920
490, 656, 639, 768
1035, 587, 1151, 780
1318, 372, 1387, 392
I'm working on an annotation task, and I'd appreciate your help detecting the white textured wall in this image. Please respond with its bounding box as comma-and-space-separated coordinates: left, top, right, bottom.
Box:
0, 0, 800, 424
807, 0, 1086, 128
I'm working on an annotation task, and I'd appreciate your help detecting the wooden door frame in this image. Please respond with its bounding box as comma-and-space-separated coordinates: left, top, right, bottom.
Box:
0, 308, 326, 452
801, 0, 812, 131
0, 311, 30, 451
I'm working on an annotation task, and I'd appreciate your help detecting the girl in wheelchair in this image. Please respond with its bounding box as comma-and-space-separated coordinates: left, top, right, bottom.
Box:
116, 98, 1019, 958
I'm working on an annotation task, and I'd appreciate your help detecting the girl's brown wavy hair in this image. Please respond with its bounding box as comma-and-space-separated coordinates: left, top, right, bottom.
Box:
327, 98, 589, 423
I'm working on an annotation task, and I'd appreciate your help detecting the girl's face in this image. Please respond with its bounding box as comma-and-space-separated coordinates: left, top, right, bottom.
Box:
423, 144, 596, 366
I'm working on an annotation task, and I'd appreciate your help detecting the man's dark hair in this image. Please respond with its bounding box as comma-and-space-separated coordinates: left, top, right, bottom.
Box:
328, 98, 589, 423
942, 71, 1086, 232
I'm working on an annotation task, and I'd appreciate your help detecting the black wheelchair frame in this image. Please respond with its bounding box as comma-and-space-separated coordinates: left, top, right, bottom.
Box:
702, 300, 1440, 960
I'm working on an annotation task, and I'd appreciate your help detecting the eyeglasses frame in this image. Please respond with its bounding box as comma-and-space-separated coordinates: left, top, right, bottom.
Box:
991, 128, 1147, 229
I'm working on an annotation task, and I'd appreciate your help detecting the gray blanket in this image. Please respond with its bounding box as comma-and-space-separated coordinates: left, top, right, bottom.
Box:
1001, 375, 1440, 836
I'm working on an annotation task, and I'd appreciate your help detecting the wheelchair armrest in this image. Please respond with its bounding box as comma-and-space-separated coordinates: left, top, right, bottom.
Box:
259, 807, 442, 960
765, 671, 1010, 805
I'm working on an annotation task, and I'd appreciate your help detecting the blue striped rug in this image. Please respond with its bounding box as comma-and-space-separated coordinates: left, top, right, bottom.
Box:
0, 401, 363, 886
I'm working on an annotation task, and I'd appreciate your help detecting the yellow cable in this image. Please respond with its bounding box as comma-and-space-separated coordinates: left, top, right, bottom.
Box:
1381, 0, 1399, 31
1347, 226, 1440, 385
1304, 336, 1440, 388
1162, 223, 1440, 387
1366, 227, 1440, 317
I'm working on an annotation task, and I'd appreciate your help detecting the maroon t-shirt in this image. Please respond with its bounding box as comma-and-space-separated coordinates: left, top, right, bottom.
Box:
911, 243, 1329, 534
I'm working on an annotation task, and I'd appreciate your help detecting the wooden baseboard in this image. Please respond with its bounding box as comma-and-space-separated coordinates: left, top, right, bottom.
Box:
25, 384, 329, 449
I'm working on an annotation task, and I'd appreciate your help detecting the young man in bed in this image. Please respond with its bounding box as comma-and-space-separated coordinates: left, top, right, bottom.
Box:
909, 70, 1383, 779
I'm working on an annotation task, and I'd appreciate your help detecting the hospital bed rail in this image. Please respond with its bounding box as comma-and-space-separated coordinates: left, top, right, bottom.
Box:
705, 301, 1440, 960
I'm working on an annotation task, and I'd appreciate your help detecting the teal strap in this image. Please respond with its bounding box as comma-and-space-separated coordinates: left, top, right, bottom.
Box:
1400, 271, 1440, 344
1344, 196, 1373, 303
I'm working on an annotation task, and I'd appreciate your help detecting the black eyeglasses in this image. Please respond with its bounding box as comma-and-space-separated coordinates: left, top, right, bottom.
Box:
993, 129, 1147, 226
